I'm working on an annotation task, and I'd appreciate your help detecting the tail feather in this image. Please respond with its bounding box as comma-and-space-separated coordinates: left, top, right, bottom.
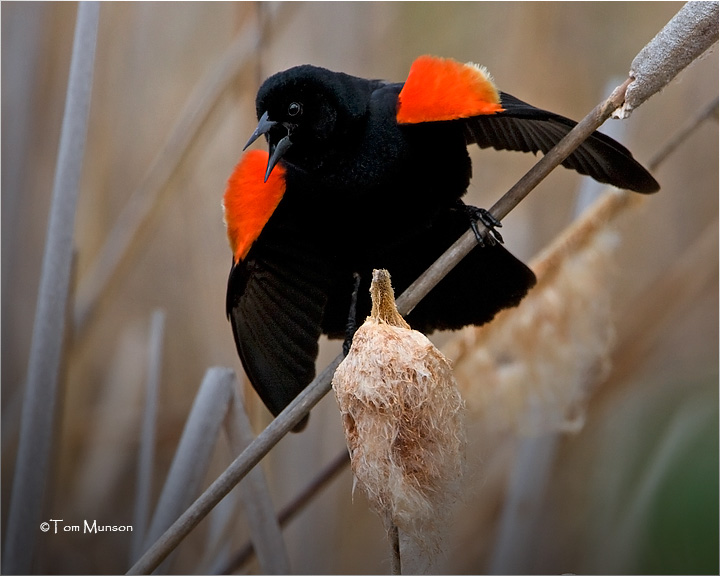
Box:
322, 206, 537, 337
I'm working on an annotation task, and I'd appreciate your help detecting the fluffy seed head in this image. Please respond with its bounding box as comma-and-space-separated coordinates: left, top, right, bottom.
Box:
332, 269, 465, 549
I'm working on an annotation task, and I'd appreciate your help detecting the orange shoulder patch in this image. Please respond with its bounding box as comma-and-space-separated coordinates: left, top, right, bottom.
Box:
396, 55, 504, 124
223, 149, 286, 263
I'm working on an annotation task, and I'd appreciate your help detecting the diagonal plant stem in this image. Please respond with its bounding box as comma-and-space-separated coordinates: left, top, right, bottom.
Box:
612, 217, 718, 385
131, 309, 166, 562
621, 1, 718, 116
143, 368, 236, 573
216, 95, 720, 576
72, 25, 257, 335
126, 357, 342, 574
126, 76, 635, 576
647, 96, 718, 171
223, 378, 291, 574
72, 4, 296, 335
394, 77, 632, 317
3, 4, 99, 574
218, 449, 350, 574
128, 6, 717, 568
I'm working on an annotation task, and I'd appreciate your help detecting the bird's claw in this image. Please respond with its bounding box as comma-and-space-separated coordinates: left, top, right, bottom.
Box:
466, 206, 503, 247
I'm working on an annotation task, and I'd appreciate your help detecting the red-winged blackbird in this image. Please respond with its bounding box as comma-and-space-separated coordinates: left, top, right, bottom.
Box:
223, 55, 658, 426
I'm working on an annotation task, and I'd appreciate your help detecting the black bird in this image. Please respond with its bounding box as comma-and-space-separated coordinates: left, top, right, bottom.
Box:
223, 55, 659, 427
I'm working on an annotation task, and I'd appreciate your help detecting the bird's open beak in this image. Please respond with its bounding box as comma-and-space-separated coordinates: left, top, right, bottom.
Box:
244, 111, 293, 182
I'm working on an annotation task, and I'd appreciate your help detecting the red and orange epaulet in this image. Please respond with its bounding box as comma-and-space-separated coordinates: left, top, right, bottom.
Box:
397, 55, 504, 124
223, 149, 286, 263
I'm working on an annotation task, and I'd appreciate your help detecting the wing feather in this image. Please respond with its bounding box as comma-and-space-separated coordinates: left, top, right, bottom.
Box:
227, 240, 331, 420
464, 92, 659, 193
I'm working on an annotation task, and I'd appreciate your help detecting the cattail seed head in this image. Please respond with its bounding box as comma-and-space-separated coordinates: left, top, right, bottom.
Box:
332, 269, 465, 549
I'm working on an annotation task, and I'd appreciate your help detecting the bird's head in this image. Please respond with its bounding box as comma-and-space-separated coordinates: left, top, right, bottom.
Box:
244, 64, 374, 181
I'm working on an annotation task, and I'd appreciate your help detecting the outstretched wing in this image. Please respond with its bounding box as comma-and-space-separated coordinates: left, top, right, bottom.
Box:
396, 55, 659, 194
224, 149, 333, 424
226, 236, 331, 422
463, 92, 659, 194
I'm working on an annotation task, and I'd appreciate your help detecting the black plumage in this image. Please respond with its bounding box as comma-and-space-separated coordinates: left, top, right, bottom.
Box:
224, 58, 658, 425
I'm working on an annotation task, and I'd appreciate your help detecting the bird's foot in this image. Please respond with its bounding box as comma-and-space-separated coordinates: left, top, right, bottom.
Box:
464, 205, 504, 247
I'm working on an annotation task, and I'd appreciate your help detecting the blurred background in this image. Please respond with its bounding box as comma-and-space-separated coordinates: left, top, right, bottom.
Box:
2, 2, 717, 574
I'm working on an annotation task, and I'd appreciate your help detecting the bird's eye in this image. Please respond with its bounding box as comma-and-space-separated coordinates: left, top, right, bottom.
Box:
287, 102, 302, 117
